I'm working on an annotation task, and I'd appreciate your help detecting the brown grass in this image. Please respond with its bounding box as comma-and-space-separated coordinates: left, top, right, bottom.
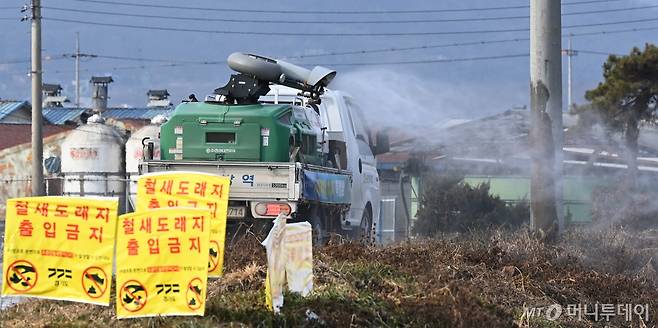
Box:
2, 228, 658, 327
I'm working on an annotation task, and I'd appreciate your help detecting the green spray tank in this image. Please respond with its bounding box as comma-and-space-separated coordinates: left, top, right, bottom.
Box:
159, 53, 336, 164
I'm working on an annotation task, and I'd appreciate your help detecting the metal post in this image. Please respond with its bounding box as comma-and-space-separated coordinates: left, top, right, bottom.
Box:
75, 32, 80, 107
530, 0, 562, 239
31, 0, 44, 196
66, 34, 95, 105
567, 35, 573, 112
562, 34, 577, 112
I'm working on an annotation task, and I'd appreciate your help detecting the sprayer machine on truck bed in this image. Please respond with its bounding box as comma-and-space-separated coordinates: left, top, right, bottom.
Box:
140, 53, 388, 241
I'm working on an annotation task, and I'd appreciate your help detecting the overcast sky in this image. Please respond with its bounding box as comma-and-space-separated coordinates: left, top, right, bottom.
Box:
1, 0, 657, 121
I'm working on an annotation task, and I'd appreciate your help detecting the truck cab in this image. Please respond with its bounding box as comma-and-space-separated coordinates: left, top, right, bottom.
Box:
261, 86, 382, 233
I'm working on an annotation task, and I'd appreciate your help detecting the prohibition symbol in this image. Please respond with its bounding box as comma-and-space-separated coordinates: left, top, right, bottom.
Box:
119, 279, 147, 312
6, 260, 38, 293
208, 240, 220, 272
81, 266, 108, 299
186, 277, 203, 311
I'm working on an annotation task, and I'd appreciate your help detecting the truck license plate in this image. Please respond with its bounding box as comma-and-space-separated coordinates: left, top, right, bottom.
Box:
227, 206, 246, 218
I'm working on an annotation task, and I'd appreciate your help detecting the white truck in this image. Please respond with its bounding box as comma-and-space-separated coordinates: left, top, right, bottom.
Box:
139, 53, 387, 242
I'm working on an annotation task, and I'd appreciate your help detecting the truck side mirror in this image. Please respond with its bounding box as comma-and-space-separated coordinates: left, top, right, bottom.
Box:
372, 131, 390, 155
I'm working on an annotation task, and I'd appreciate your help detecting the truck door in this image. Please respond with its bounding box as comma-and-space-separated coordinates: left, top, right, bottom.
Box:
343, 98, 366, 226
344, 96, 381, 229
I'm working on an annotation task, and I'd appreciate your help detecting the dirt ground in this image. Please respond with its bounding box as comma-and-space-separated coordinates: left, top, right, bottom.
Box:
2, 227, 658, 327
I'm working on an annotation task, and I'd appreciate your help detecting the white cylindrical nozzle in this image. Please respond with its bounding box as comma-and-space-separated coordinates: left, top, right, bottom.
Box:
227, 52, 336, 89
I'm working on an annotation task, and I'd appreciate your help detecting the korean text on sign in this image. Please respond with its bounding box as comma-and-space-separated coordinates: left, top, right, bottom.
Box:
116, 208, 211, 318
1, 196, 118, 305
136, 172, 230, 277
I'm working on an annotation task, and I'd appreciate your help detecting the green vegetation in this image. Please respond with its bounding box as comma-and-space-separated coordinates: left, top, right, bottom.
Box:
413, 175, 529, 236
578, 44, 658, 183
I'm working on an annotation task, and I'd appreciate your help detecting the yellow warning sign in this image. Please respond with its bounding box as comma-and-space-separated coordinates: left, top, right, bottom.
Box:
115, 208, 210, 318
136, 172, 230, 277
1, 196, 118, 305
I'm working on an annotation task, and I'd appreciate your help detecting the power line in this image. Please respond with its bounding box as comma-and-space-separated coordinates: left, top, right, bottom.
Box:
575, 49, 623, 56
92, 54, 223, 64
42, 15, 658, 37
291, 27, 649, 58
47, 49, 621, 73
49, 61, 215, 74
44, 41, 638, 74
2, 24, 653, 67
42, 17, 531, 36
48, 53, 529, 74
5, 38, 530, 66
2, 39, 531, 66
312, 54, 529, 66
564, 4, 658, 16
62, 0, 622, 15
74, 43, 634, 66
315, 48, 631, 66
42, 6, 529, 24
572, 25, 658, 37
2, 27, 651, 68
42, 4, 658, 25
556, 0, 624, 4
285, 38, 531, 59
565, 17, 658, 29
1, 55, 68, 64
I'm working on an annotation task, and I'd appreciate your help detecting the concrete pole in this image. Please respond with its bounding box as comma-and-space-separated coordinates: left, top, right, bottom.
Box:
530, 0, 562, 239
567, 35, 573, 112
31, 0, 44, 196
75, 32, 80, 107
562, 34, 578, 112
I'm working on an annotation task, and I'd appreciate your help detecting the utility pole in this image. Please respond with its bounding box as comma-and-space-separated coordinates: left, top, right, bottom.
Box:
65, 33, 95, 106
562, 34, 578, 112
530, 0, 563, 240
75, 32, 80, 107
29, 0, 45, 196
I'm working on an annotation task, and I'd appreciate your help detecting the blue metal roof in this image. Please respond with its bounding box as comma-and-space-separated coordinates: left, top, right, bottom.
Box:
43, 107, 87, 125
42, 106, 174, 125
103, 107, 173, 120
0, 101, 29, 120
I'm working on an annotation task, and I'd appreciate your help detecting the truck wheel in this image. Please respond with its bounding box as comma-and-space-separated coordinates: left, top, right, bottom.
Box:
359, 209, 374, 245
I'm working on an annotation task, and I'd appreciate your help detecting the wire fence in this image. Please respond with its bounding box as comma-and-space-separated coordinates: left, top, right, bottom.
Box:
0, 173, 138, 218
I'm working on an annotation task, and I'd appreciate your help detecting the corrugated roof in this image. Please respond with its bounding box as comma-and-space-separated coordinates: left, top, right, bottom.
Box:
42, 106, 174, 125
43, 107, 87, 125
103, 107, 173, 120
0, 101, 29, 120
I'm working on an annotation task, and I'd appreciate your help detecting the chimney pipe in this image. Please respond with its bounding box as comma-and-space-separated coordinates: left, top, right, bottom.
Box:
90, 76, 113, 111
42, 83, 67, 107
146, 89, 171, 107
